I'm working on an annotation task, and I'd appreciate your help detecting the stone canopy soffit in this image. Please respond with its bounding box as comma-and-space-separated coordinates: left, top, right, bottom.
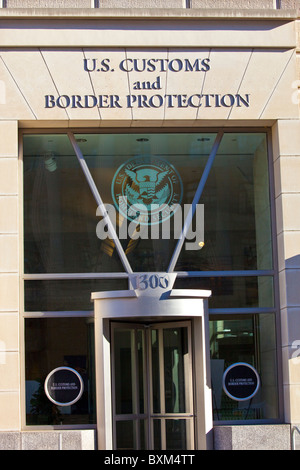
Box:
0, 47, 298, 121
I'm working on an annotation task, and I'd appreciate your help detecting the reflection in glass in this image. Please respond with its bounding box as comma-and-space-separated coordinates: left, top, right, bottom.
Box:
151, 329, 160, 414
112, 324, 193, 450
24, 278, 128, 311
174, 276, 274, 309
24, 132, 273, 274
210, 314, 279, 421
176, 133, 273, 272
23, 134, 125, 274
163, 328, 188, 413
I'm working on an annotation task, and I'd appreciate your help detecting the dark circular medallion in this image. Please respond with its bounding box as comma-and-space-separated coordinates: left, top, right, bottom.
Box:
44, 367, 84, 407
223, 362, 260, 401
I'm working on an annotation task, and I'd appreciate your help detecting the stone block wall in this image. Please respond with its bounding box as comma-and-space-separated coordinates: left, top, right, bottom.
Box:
214, 425, 291, 450
0, 121, 20, 432
272, 119, 300, 425
0, 431, 96, 450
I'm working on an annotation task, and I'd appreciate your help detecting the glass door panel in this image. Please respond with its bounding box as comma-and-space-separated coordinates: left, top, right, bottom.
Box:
151, 328, 161, 414
163, 327, 189, 413
166, 419, 188, 450
115, 420, 134, 450
111, 321, 194, 450
113, 328, 135, 415
112, 324, 147, 450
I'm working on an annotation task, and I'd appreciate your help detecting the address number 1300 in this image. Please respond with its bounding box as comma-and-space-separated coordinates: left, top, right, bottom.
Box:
134, 274, 170, 291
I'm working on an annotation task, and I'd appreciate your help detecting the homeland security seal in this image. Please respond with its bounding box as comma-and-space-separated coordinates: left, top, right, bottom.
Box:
111, 156, 183, 225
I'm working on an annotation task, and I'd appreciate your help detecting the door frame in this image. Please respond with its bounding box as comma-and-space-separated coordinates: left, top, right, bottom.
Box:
93, 288, 212, 450
110, 320, 195, 450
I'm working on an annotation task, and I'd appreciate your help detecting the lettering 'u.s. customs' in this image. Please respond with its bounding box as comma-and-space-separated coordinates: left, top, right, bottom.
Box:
111, 156, 183, 225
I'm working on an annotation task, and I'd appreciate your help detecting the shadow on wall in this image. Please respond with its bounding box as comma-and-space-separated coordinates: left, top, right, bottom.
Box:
284, 253, 300, 270
280, 254, 300, 309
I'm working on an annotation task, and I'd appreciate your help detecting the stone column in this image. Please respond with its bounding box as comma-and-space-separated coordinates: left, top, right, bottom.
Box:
0, 120, 20, 431
272, 119, 300, 426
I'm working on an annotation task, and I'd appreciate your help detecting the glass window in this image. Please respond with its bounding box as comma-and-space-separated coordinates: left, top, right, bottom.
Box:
24, 278, 128, 312
174, 276, 274, 309
25, 318, 96, 425
23, 131, 278, 428
24, 132, 272, 275
210, 314, 278, 421
23, 134, 125, 274
176, 133, 273, 272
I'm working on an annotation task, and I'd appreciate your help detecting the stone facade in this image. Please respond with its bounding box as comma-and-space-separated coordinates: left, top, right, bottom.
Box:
0, 4, 299, 450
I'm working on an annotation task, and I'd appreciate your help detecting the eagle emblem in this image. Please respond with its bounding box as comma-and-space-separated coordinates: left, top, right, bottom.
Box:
125, 168, 170, 208
112, 156, 183, 225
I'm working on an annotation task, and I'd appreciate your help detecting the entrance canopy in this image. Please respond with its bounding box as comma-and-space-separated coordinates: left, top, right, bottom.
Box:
92, 272, 211, 319
92, 278, 212, 450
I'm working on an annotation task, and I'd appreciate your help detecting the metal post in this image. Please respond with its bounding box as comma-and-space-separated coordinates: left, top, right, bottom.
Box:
68, 131, 133, 274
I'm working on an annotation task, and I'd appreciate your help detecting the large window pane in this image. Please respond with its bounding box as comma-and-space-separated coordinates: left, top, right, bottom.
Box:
23, 134, 125, 274
174, 276, 274, 309
210, 314, 279, 421
176, 133, 273, 272
24, 132, 273, 274
24, 278, 128, 311
25, 318, 96, 425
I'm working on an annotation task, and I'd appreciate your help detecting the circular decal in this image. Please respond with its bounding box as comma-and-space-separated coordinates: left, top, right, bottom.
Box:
112, 156, 183, 225
44, 367, 84, 407
223, 362, 260, 402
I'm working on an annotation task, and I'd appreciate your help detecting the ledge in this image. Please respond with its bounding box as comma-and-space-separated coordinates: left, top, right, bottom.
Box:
91, 290, 137, 300
0, 430, 97, 451
0, 8, 297, 21
214, 425, 291, 450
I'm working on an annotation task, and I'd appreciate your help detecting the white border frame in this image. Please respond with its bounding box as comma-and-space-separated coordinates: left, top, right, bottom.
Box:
222, 362, 260, 402
44, 366, 84, 407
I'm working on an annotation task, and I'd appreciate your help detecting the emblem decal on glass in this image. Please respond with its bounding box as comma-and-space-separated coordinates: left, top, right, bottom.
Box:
112, 156, 183, 225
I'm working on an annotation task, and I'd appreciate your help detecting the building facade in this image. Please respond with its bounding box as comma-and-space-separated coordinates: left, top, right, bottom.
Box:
0, 0, 299, 451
